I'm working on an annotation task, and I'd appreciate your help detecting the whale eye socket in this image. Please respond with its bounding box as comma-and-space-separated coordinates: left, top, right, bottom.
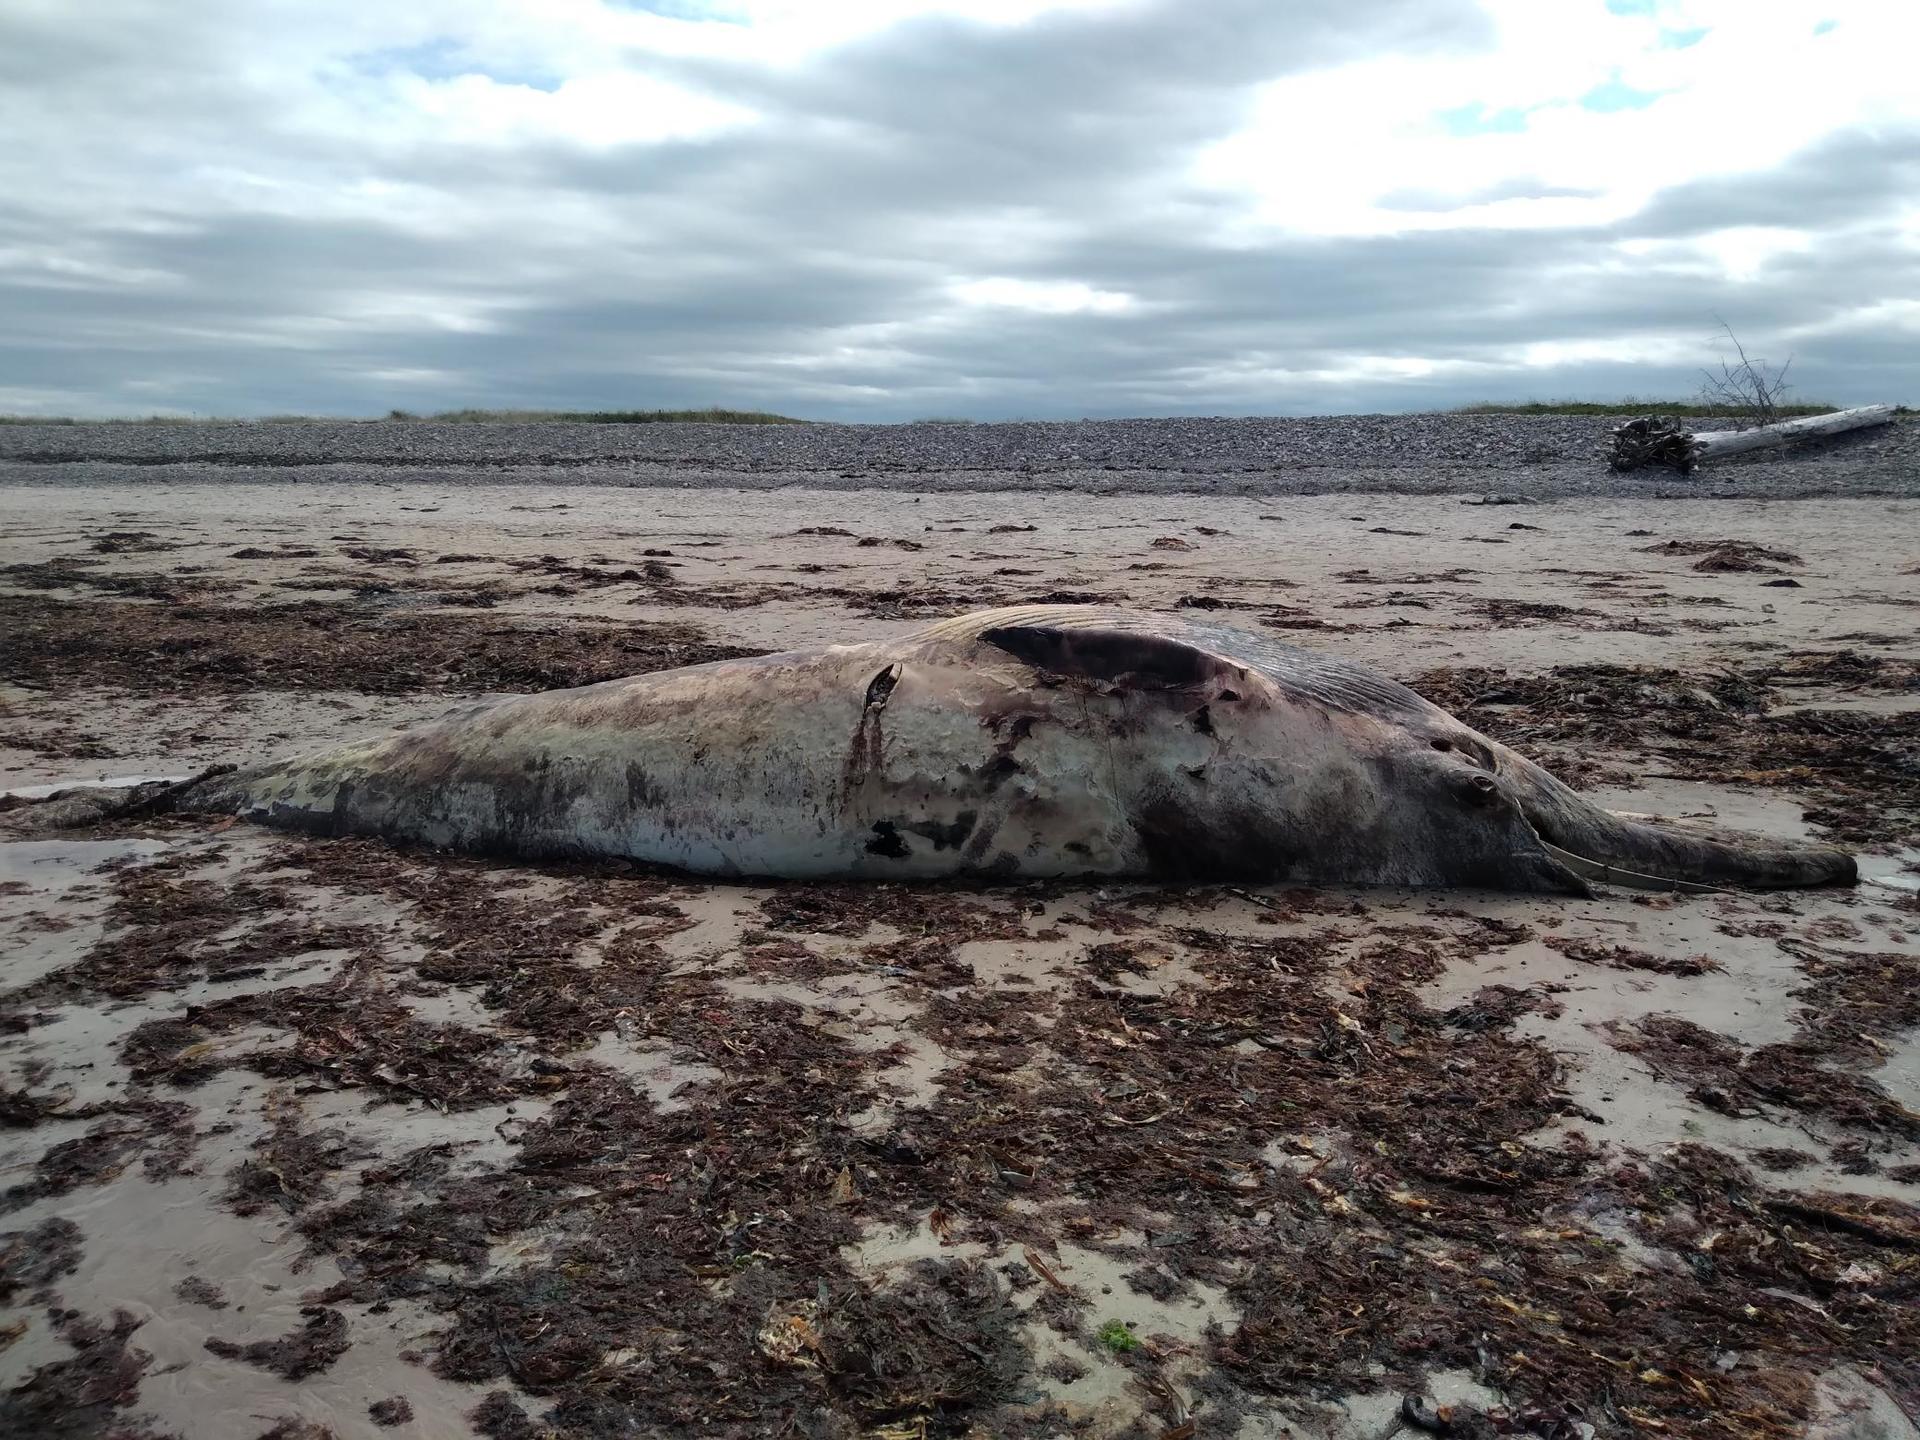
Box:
1431, 739, 1453, 753
1457, 771, 1501, 807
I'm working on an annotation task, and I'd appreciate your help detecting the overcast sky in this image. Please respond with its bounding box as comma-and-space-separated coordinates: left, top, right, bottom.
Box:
2, 0, 1915, 420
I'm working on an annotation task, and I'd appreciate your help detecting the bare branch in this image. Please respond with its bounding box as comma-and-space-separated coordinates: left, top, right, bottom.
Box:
1698, 317, 1793, 427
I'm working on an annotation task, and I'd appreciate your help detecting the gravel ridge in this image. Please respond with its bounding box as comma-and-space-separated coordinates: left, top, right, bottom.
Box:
2, 413, 1912, 499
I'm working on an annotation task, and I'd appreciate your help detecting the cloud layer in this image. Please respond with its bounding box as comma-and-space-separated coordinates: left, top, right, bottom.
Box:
2, 0, 1915, 418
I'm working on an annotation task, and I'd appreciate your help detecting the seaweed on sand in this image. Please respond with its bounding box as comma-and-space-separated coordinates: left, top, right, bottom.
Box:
1412, 651, 1920, 847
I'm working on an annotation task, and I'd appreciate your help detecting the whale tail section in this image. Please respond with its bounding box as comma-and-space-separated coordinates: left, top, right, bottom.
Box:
0, 763, 272, 835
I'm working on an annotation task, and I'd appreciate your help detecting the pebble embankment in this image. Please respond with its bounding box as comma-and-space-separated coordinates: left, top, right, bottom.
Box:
1, 412, 1913, 498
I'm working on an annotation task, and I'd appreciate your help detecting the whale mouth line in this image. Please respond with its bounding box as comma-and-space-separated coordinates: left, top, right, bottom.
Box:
1536, 838, 1726, 895
1497, 767, 1730, 894
1506, 752, 1856, 892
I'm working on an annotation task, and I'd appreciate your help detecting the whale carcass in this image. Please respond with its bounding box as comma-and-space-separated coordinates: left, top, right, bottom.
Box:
30, 606, 1856, 893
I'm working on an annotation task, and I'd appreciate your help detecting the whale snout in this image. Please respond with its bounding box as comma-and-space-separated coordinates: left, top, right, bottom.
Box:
1499, 748, 1856, 892
1398, 733, 1853, 893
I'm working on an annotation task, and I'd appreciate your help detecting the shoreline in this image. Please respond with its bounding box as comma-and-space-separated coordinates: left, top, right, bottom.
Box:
2, 412, 1914, 501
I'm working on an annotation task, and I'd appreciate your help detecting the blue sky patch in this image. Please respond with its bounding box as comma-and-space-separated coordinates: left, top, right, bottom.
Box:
1435, 101, 1531, 136
1659, 26, 1708, 49
353, 39, 560, 91
611, 1, 749, 19
1580, 76, 1665, 112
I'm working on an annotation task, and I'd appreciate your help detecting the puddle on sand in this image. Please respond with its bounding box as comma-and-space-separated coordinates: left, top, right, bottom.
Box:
0, 836, 173, 887
0, 838, 177, 989
1864, 870, 1920, 894
1809, 1367, 1920, 1440
1875, 1029, 1920, 1113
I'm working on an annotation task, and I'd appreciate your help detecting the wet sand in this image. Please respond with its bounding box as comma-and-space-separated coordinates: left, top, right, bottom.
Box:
2, 480, 1917, 1439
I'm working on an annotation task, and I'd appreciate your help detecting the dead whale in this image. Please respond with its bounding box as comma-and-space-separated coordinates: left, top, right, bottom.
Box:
24, 606, 1856, 892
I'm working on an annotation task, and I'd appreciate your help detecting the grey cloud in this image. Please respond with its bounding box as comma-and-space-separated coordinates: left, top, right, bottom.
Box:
0, 0, 1912, 418
1626, 127, 1920, 238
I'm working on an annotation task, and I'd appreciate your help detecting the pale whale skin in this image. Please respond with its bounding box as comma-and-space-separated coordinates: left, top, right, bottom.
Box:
189, 605, 1852, 893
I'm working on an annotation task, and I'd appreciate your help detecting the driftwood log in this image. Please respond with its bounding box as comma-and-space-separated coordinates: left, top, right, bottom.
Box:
1610, 404, 1896, 474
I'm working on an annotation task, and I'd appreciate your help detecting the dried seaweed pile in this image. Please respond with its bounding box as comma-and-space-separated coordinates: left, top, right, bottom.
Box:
1414, 649, 1920, 847
19, 850, 366, 1000
4, 834, 1916, 1437
0, 1091, 198, 1219
0, 1310, 158, 1440
1639, 539, 1803, 575
0, 555, 237, 602
0, 594, 760, 695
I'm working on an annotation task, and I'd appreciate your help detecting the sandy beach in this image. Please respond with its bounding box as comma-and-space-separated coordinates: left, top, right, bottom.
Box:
2, 422, 1917, 1439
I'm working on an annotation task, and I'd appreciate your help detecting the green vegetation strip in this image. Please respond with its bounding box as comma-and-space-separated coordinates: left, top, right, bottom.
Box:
0, 407, 810, 426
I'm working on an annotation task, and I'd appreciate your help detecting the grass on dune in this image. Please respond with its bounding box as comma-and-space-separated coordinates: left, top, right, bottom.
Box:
0, 414, 236, 425
0, 406, 811, 426
399, 406, 809, 424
